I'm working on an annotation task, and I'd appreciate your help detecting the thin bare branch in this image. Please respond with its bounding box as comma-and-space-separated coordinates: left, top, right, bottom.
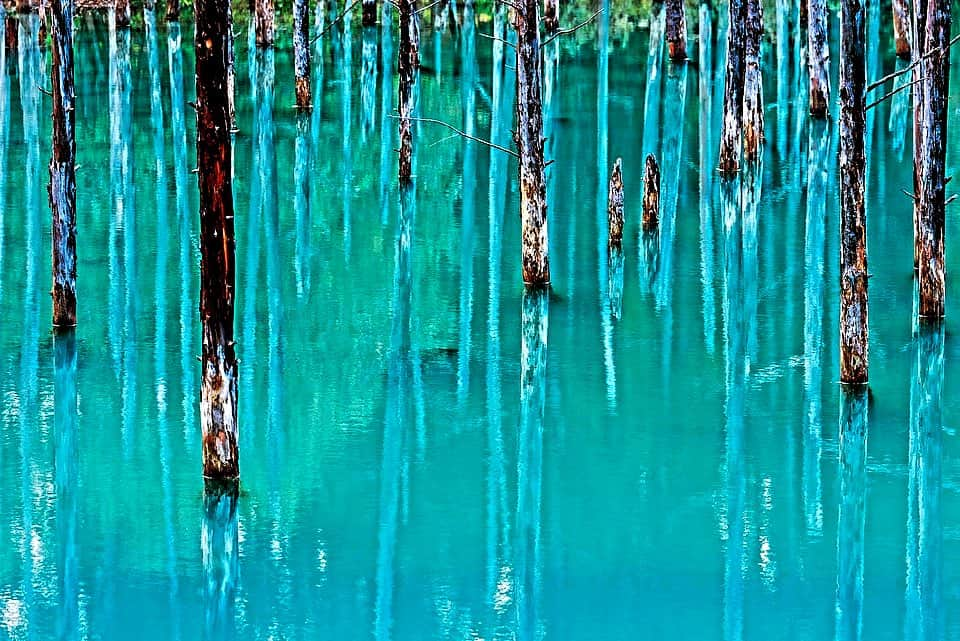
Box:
542, 8, 603, 47
479, 31, 515, 49
867, 32, 960, 91
311, 0, 361, 44
390, 113, 520, 158
866, 75, 923, 111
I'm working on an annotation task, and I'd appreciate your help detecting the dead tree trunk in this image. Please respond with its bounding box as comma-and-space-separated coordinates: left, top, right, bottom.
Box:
294, 0, 311, 110
362, 0, 376, 26
543, 0, 558, 34
918, 0, 950, 317
114, 0, 130, 28
642, 154, 660, 230
718, 0, 746, 174
196, 0, 239, 479
742, 0, 763, 159
226, 0, 235, 130
607, 158, 623, 250
49, 0, 75, 327
893, 0, 911, 57
255, 0, 274, 47
515, 0, 549, 285
808, 0, 830, 116
665, 0, 686, 61
5, 13, 17, 52
166, 0, 179, 21
913, 0, 928, 267
839, 0, 868, 385
398, 0, 418, 185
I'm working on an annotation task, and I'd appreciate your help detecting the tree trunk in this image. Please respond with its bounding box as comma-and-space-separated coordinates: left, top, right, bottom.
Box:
294, 0, 311, 110
642, 153, 660, 230
114, 0, 129, 28
918, 0, 950, 317
893, 0, 911, 58
398, 0, 418, 185
255, 0, 274, 47
226, 0, 236, 129
543, 0, 557, 34
607, 158, 623, 249
839, 0, 867, 385
913, 0, 928, 268
195, 0, 239, 480
515, 0, 549, 285
49, 0, 75, 327
362, 0, 376, 26
718, 0, 746, 174
665, 0, 686, 61
166, 0, 179, 21
742, 0, 763, 159
807, 0, 830, 116
5, 13, 17, 52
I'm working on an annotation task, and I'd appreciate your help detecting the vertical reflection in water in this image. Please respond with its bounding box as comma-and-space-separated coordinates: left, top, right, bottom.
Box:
698, 2, 716, 355
864, 0, 879, 190
516, 288, 547, 641
54, 331, 78, 641
774, 0, 789, 157
887, 58, 910, 159
242, 48, 262, 453
295, 114, 312, 298
741, 156, 760, 371
202, 483, 239, 641
720, 175, 744, 641
341, 17, 353, 261
379, 3, 393, 225
905, 319, 944, 641
836, 388, 868, 641
457, 6, 476, 405
543, 33, 558, 286
0, 15, 7, 307
638, 3, 664, 292
361, 27, 376, 140
802, 119, 829, 537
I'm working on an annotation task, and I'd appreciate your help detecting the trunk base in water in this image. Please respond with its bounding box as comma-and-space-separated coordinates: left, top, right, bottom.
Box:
608, 158, 624, 249
295, 76, 311, 111
642, 154, 660, 230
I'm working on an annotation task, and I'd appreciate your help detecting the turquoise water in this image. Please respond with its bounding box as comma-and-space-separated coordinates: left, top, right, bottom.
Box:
2, 6, 960, 640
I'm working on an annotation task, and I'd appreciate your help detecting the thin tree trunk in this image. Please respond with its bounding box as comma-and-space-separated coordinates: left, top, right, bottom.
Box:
913, 0, 928, 267
5, 12, 17, 52
114, 0, 129, 28
166, 0, 179, 21
544, 0, 557, 34
362, 0, 376, 26
893, 0, 911, 58
515, 0, 549, 285
607, 158, 623, 249
742, 0, 763, 159
227, 0, 236, 129
665, 0, 686, 60
398, 0, 418, 185
839, 0, 867, 385
642, 153, 660, 230
195, 0, 239, 479
918, 0, 950, 317
256, 0, 274, 47
718, 0, 746, 174
294, 0, 311, 110
808, 0, 830, 116
49, 0, 75, 327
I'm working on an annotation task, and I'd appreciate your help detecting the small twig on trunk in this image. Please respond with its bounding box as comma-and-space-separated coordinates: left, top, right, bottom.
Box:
946, 194, 958, 207
866, 32, 960, 92
542, 8, 603, 47
311, 0, 361, 44
866, 75, 923, 111
901, 188, 917, 201
390, 113, 520, 158
479, 31, 515, 49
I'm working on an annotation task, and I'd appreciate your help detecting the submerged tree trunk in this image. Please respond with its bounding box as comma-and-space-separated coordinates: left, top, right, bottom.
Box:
665, 0, 686, 60
893, 0, 911, 58
808, 0, 830, 116
642, 154, 660, 230
196, 0, 239, 479
166, 0, 179, 21
49, 0, 75, 327
607, 158, 623, 249
917, 0, 950, 317
255, 0, 274, 47
839, 0, 867, 385
362, 0, 376, 26
718, 0, 746, 173
398, 0, 418, 185
294, 0, 311, 110
742, 0, 763, 159
515, 0, 549, 285
543, 0, 558, 34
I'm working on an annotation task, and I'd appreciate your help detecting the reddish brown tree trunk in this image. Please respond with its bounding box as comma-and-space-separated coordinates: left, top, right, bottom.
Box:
543, 0, 557, 34
642, 154, 660, 230
742, 0, 763, 159
398, 0, 418, 185
893, 0, 911, 57
196, 0, 239, 479
256, 0, 274, 47
808, 0, 830, 116
166, 0, 179, 21
665, 0, 686, 60
4, 13, 17, 51
114, 0, 130, 28
718, 0, 746, 174
607, 158, 623, 249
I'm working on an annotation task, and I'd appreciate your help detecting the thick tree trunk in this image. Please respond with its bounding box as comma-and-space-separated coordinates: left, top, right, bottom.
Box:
718, 0, 746, 174
807, 0, 830, 116
543, 0, 557, 34
362, 0, 376, 26
839, 0, 868, 385
166, 0, 179, 21
893, 0, 911, 58
398, 0, 418, 185
49, 0, 75, 327
515, 0, 549, 285
607, 158, 623, 250
195, 0, 239, 480
255, 0, 274, 47
642, 153, 660, 230
665, 0, 686, 61
918, 0, 950, 317
114, 0, 129, 28
742, 0, 763, 159
294, 0, 311, 110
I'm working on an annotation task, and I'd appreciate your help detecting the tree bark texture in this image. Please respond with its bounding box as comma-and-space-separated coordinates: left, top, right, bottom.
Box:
256, 0, 274, 47
514, 0, 549, 285
642, 153, 660, 230
166, 0, 179, 21
665, 0, 686, 61
742, 0, 763, 159
49, 0, 75, 327
808, 0, 830, 116
719, 0, 746, 174
362, 0, 376, 26
294, 0, 311, 110
114, 0, 130, 28
398, 0, 418, 185
226, 0, 236, 129
607, 158, 623, 250
4, 13, 17, 52
918, 0, 950, 317
839, 0, 868, 384
913, 0, 928, 267
544, 0, 557, 34
893, 0, 911, 57
196, 0, 239, 479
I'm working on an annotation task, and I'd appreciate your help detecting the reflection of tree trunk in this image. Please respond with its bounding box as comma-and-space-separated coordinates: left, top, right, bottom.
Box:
0, 17, 8, 308
379, 2, 393, 223
295, 115, 312, 297
294, 0, 311, 110
887, 58, 910, 158
457, 6, 477, 404
640, 4, 664, 167
361, 27, 377, 139
202, 482, 239, 640
54, 331, 78, 641
718, 0, 745, 173
340, 27, 352, 260
698, 3, 716, 354
741, 158, 761, 369
836, 388, 867, 641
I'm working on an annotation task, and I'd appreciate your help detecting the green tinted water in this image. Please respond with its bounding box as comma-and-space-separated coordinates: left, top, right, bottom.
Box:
1, 6, 960, 640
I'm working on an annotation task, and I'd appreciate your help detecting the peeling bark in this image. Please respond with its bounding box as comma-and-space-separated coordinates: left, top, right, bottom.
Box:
196, 0, 239, 479
742, 0, 763, 159
839, 0, 867, 384
913, 0, 928, 267
294, 0, 311, 110
398, 0, 418, 185
893, 0, 911, 58
718, 0, 746, 173
255, 0, 274, 47
807, 0, 830, 116
642, 153, 660, 230
665, 0, 686, 61
607, 158, 623, 250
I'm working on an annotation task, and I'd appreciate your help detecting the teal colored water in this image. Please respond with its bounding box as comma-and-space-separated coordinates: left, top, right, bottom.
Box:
2, 5, 960, 640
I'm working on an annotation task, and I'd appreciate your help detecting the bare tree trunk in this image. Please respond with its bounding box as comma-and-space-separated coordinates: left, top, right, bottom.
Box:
294, 0, 311, 110
398, 0, 418, 185
5, 12, 17, 52
893, 0, 912, 57
719, 0, 746, 174
515, 0, 549, 285
808, 0, 830, 116
362, 0, 376, 26
742, 0, 763, 159
49, 0, 74, 327
196, 0, 239, 479
256, 0, 274, 47
642, 153, 660, 230
839, 0, 867, 385
114, 0, 129, 28
918, 0, 950, 317
665, 0, 686, 60
543, 0, 557, 34
607, 158, 623, 249
166, 0, 179, 21
226, 0, 235, 129
912, 0, 928, 267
